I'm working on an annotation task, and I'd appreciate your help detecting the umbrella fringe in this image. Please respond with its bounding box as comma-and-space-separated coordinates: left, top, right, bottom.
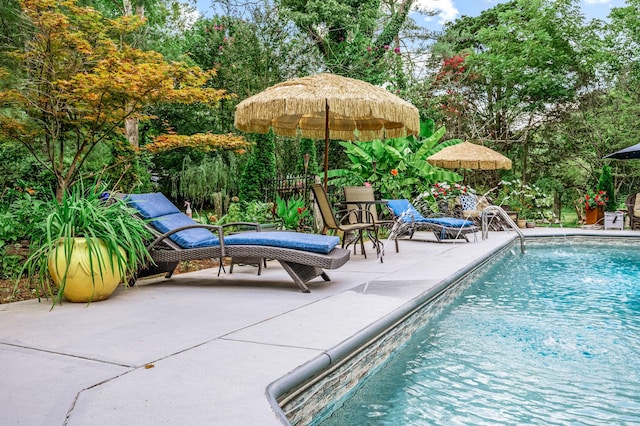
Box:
234, 73, 420, 138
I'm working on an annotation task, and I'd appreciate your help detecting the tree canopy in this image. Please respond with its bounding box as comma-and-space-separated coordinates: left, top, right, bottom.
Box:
0, 0, 247, 198
1, 0, 640, 215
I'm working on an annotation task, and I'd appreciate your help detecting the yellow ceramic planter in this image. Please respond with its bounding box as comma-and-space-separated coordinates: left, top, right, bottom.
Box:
48, 238, 125, 302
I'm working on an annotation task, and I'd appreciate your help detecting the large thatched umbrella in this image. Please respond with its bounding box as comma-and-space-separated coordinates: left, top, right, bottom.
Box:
234, 73, 420, 189
427, 141, 512, 170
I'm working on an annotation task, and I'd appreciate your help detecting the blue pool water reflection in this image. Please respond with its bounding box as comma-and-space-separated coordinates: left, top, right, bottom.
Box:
318, 243, 640, 425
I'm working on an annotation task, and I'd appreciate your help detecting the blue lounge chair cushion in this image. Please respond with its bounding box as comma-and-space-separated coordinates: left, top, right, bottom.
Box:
152, 213, 221, 249
422, 217, 473, 228
386, 199, 426, 221
127, 193, 181, 219
126, 193, 340, 252
386, 199, 473, 228
224, 231, 340, 254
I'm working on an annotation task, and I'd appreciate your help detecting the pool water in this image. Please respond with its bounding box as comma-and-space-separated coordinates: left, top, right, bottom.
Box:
318, 242, 640, 425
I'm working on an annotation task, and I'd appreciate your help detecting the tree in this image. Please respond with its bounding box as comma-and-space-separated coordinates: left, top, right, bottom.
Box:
239, 132, 276, 202
538, 1, 640, 207
85, 0, 201, 147
275, 0, 422, 87
598, 164, 616, 211
430, 0, 596, 183
0, 0, 246, 199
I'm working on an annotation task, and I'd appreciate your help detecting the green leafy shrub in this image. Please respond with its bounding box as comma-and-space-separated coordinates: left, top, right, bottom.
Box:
209, 198, 275, 225
239, 132, 276, 202
275, 195, 310, 230
0, 192, 51, 279
597, 165, 616, 212
333, 123, 461, 199
497, 179, 553, 220
0, 210, 23, 279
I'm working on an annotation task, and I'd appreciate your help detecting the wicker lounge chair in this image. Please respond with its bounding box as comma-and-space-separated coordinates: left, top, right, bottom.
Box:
126, 193, 350, 292
386, 199, 478, 242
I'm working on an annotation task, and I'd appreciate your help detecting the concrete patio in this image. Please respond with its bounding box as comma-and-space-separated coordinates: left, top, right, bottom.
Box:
0, 227, 634, 425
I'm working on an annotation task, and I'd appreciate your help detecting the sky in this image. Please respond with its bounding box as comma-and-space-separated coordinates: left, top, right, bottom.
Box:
415, 0, 627, 29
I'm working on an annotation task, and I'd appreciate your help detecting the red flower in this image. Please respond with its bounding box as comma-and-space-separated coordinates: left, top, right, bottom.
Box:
390, 169, 398, 176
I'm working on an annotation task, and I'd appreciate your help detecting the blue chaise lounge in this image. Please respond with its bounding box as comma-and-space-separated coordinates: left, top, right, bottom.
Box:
126, 193, 351, 292
386, 199, 478, 242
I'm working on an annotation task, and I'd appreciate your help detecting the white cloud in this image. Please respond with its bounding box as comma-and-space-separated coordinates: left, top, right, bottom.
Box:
412, 0, 459, 25
583, 0, 611, 4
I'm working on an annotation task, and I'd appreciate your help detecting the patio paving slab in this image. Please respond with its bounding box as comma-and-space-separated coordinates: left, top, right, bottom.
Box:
1, 227, 635, 425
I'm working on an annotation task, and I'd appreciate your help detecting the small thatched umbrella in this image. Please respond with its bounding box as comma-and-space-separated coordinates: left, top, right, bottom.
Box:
234, 73, 420, 189
427, 141, 512, 171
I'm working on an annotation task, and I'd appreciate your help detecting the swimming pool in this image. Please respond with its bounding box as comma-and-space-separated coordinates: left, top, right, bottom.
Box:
280, 238, 640, 425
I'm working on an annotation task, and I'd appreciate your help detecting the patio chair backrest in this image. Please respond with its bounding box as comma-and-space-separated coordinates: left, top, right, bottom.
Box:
386, 199, 426, 222
459, 194, 477, 212
343, 186, 378, 224
310, 184, 340, 230
126, 192, 220, 249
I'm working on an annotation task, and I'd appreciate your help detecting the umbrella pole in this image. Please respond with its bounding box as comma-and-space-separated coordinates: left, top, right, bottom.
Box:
324, 99, 330, 190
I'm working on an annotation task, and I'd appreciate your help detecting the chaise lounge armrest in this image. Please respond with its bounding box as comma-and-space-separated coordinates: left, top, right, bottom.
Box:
222, 222, 262, 232
148, 224, 225, 250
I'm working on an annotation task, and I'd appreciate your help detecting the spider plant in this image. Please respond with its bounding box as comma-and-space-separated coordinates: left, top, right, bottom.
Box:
20, 181, 152, 306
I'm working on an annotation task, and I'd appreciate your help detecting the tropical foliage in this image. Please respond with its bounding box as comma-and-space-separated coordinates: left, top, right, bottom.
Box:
333, 122, 462, 199
275, 195, 311, 230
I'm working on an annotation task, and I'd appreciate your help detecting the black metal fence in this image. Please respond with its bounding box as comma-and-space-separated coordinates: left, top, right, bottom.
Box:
263, 174, 316, 203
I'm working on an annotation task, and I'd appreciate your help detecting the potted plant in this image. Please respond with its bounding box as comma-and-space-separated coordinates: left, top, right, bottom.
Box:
429, 182, 475, 215
22, 182, 152, 305
581, 189, 608, 225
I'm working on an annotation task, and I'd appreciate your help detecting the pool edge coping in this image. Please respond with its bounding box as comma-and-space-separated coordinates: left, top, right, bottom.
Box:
266, 232, 640, 424
265, 235, 517, 424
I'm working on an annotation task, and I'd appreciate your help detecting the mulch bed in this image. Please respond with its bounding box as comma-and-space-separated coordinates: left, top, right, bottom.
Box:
0, 258, 217, 304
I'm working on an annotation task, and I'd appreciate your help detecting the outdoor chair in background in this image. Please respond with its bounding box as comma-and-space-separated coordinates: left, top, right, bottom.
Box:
459, 194, 481, 224
310, 183, 382, 260
458, 194, 510, 230
385, 198, 478, 242
343, 186, 399, 253
625, 193, 640, 230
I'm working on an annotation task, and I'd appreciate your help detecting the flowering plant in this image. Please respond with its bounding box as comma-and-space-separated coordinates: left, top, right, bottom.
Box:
377, 169, 410, 199
497, 179, 552, 220
429, 182, 475, 201
581, 190, 608, 210
275, 195, 311, 230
